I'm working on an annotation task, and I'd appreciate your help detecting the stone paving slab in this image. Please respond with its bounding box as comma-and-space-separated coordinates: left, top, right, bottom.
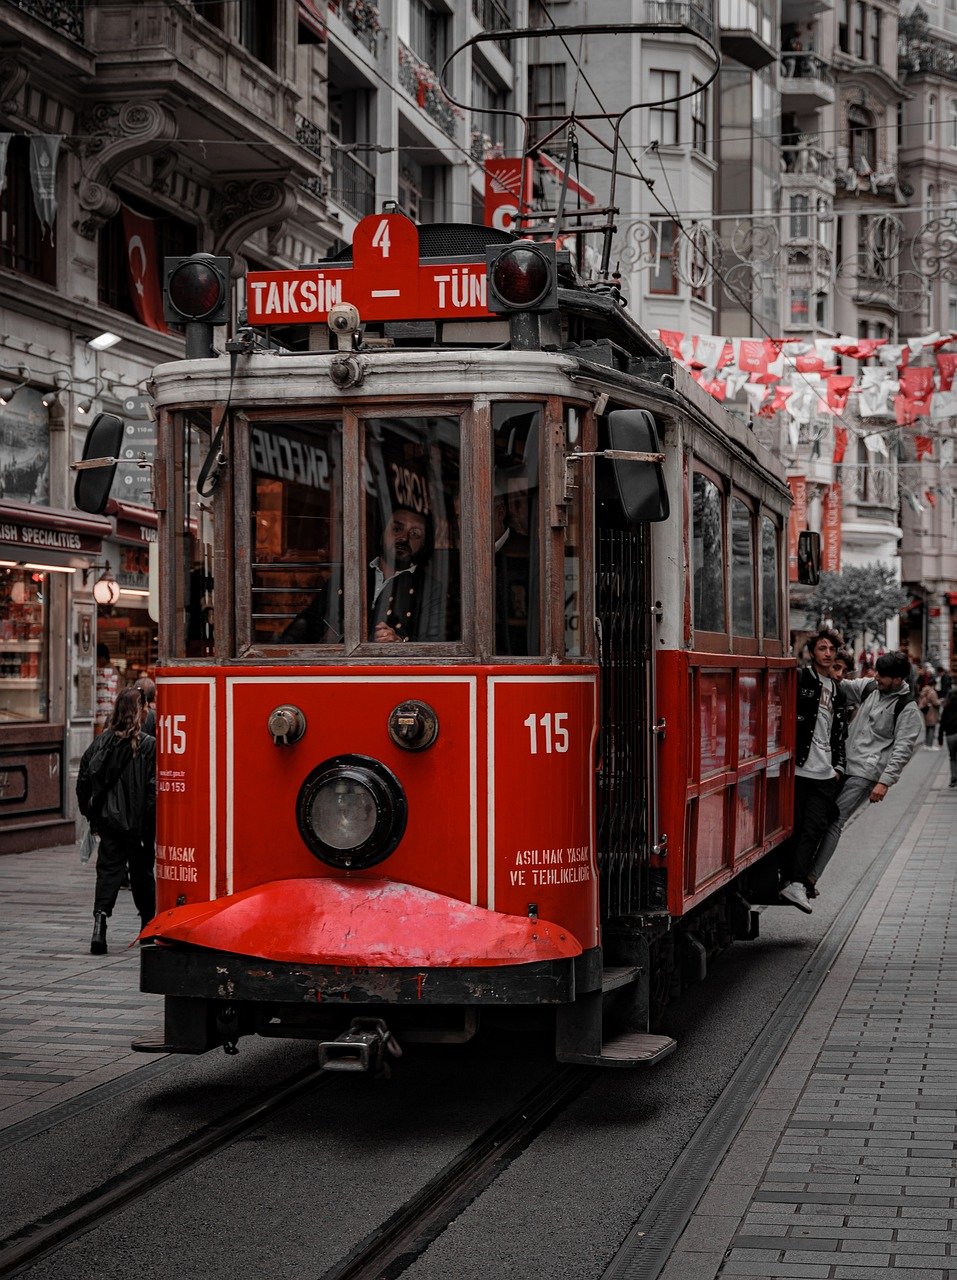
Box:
0, 844, 163, 1127
660, 759, 957, 1280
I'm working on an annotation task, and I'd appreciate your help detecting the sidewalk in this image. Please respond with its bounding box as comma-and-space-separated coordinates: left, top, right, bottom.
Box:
660, 758, 957, 1280
0, 846, 160, 1127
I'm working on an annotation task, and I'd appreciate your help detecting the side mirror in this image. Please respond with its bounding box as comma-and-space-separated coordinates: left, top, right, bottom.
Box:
797, 530, 821, 585
607, 409, 670, 524
73, 412, 124, 514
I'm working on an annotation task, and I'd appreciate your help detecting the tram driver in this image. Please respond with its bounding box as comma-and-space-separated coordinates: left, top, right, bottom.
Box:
281, 504, 446, 644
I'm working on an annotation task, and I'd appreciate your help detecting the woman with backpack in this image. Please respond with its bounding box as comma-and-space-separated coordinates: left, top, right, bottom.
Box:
76, 686, 157, 955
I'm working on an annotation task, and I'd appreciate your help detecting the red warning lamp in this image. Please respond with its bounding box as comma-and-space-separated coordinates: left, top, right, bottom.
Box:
486, 242, 558, 313
163, 254, 231, 358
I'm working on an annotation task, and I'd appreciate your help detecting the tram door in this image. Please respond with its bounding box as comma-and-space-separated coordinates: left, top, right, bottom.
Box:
595, 490, 654, 923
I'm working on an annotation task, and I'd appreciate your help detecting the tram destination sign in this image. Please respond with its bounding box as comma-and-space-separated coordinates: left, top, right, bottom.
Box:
246, 212, 493, 326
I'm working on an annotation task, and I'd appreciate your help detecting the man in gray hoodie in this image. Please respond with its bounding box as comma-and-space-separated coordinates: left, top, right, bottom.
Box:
808, 650, 922, 890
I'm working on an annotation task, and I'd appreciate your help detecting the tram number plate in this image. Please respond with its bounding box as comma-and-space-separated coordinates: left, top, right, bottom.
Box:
524, 712, 569, 755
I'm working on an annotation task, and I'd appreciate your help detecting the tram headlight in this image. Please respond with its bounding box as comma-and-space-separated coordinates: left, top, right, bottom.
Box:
296, 755, 407, 870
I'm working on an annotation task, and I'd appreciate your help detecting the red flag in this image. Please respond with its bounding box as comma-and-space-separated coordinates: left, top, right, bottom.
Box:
915, 434, 934, 460
738, 338, 776, 379
833, 426, 848, 463
937, 352, 957, 390
832, 338, 886, 360
120, 204, 171, 334
896, 366, 935, 424
759, 385, 792, 417
925, 488, 937, 507
658, 329, 687, 361
795, 354, 837, 374
826, 376, 854, 412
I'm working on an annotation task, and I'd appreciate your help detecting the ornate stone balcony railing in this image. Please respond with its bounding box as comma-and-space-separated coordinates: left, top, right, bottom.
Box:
645, 0, 714, 40
782, 143, 835, 179
328, 0, 380, 55
296, 115, 326, 200
11, 0, 83, 42
472, 0, 512, 56
331, 145, 377, 219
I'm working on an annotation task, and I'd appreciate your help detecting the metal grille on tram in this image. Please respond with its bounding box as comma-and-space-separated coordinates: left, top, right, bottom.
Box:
596, 526, 650, 920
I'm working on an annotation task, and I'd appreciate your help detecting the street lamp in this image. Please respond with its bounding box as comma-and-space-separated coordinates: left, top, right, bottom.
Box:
83, 561, 121, 606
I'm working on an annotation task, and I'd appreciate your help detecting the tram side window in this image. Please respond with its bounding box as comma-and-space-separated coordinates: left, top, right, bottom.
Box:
252, 422, 343, 645
181, 421, 216, 658
731, 498, 755, 637
364, 416, 461, 644
761, 516, 780, 638
493, 403, 541, 656
692, 472, 725, 633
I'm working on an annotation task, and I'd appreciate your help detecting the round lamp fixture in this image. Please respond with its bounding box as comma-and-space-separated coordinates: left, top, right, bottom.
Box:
92, 563, 121, 606
296, 754, 407, 870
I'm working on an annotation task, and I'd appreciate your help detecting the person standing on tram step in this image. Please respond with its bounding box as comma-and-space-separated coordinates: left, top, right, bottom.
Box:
282, 505, 445, 644
76, 686, 156, 955
807, 650, 923, 889
780, 629, 848, 914
940, 690, 957, 786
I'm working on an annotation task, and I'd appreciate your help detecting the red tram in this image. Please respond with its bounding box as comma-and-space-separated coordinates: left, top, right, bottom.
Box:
77, 212, 810, 1071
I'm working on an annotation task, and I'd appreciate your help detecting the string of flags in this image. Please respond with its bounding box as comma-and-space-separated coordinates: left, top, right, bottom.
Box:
652, 330, 957, 456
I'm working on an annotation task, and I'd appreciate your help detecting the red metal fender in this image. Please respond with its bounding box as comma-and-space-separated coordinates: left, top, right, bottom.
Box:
140, 877, 584, 968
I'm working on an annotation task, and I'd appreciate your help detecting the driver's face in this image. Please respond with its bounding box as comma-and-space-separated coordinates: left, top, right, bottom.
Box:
383, 510, 427, 569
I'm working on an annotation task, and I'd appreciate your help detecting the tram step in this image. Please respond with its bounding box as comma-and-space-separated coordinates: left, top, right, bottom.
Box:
601, 965, 643, 992
560, 1031, 677, 1068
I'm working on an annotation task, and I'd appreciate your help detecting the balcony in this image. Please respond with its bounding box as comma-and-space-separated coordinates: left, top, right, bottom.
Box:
718, 0, 774, 68
782, 143, 834, 181
295, 115, 326, 201
330, 146, 377, 220
646, 0, 715, 42
10, 0, 83, 42
780, 53, 836, 109
839, 462, 897, 511
328, 0, 380, 55
397, 40, 462, 141
835, 154, 904, 200
472, 0, 512, 57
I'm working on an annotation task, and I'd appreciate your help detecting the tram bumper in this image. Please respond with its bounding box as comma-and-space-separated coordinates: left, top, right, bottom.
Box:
139, 876, 586, 1008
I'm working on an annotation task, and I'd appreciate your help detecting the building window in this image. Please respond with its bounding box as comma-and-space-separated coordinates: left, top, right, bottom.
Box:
854, 1, 866, 57
0, 136, 56, 285
949, 100, 957, 148
649, 69, 680, 145
528, 63, 566, 151
790, 194, 809, 239
839, 0, 849, 51
870, 8, 881, 62
897, 101, 904, 146
471, 67, 507, 152
948, 287, 957, 331
98, 198, 197, 322
238, 0, 276, 68
790, 287, 810, 325
929, 94, 938, 142
194, 1, 225, 27
409, 0, 447, 70
650, 219, 679, 294
692, 78, 708, 154
849, 104, 877, 169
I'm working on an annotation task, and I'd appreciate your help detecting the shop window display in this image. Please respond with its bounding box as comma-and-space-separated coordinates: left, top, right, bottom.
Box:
0, 567, 48, 723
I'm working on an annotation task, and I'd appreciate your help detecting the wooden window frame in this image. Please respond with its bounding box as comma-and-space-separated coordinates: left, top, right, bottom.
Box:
690, 461, 729, 652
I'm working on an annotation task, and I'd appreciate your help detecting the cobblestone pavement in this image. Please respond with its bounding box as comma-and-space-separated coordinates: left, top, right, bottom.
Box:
0, 847, 160, 1127
661, 758, 957, 1280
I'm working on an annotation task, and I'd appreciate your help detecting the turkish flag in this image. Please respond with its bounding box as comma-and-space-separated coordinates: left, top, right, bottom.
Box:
121, 204, 171, 334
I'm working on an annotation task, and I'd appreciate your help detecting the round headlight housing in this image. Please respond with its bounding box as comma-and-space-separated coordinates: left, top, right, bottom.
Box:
296, 755, 407, 870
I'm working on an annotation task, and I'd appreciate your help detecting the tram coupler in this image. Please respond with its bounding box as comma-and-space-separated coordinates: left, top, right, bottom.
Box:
318, 1018, 402, 1075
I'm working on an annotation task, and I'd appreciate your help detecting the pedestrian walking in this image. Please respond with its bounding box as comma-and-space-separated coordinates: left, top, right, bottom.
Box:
135, 675, 157, 737
918, 682, 940, 748
76, 686, 157, 955
808, 651, 922, 888
941, 691, 957, 787
779, 629, 848, 914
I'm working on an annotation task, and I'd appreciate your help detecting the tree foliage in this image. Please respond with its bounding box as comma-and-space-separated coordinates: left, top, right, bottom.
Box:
805, 562, 908, 646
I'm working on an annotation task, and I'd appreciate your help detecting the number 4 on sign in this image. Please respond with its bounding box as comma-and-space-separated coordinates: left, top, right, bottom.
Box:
371, 219, 391, 258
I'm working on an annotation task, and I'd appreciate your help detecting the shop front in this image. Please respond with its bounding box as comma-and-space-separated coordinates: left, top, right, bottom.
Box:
0, 500, 111, 853
97, 502, 159, 690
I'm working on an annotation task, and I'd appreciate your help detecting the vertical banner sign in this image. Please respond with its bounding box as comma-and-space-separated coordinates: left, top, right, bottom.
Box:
821, 482, 842, 573
0, 133, 12, 195
787, 475, 808, 582
120, 204, 172, 334
29, 135, 61, 241
484, 157, 533, 232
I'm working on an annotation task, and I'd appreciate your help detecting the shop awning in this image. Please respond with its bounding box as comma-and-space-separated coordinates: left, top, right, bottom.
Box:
0, 500, 111, 569
105, 498, 157, 545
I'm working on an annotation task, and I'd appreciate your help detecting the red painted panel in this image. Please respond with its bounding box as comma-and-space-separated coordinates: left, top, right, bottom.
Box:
695, 790, 726, 884
738, 672, 761, 761
490, 676, 599, 950
228, 675, 475, 905
154, 678, 214, 912
698, 670, 732, 775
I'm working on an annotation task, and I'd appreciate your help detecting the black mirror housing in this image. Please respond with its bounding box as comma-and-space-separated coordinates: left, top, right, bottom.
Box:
607, 409, 670, 524
797, 530, 821, 585
73, 412, 124, 514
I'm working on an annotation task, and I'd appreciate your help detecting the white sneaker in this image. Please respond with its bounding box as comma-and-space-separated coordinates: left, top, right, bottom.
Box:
780, 881, 813, 913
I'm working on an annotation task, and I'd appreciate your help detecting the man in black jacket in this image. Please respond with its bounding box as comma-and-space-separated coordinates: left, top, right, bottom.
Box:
780, 628, 848, 913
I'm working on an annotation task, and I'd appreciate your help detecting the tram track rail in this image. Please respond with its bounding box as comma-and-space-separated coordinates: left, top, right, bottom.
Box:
318, 1063, 596, 1280
0, 1062, 334, 1279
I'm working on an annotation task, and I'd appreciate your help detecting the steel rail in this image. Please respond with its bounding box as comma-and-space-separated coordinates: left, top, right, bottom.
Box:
318, 1064, 597, 1280
0, 1063, 333, 1278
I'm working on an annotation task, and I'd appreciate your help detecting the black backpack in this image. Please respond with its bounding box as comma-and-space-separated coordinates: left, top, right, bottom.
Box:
861, 681, 917, 724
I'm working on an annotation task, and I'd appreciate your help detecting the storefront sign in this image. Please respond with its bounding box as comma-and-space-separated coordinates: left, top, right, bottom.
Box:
0, 502, 109, 559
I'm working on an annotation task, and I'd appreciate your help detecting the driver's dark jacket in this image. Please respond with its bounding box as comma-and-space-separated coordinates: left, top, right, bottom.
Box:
282, 564, 445, 643
795, 664, 848, 773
